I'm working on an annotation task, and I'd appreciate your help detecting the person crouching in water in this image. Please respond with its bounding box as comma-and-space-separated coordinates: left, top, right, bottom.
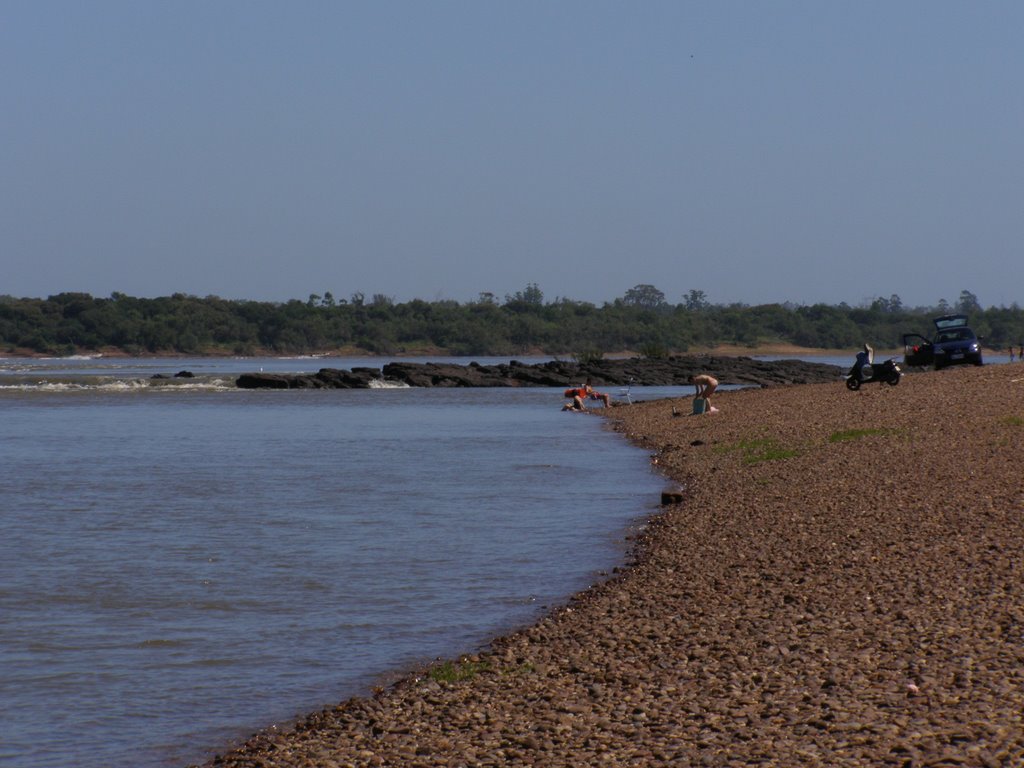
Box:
562, 378, 611, 411
688, 374, 718, 410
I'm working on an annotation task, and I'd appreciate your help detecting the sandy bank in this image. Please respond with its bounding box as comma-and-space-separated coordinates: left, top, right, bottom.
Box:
198, 364, 1024, 767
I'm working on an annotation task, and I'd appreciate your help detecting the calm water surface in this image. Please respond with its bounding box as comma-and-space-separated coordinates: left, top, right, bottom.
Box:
0, 357, 672, 768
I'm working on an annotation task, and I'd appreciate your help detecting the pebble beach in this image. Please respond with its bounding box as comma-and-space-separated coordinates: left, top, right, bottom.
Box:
200, 363, 1024, 767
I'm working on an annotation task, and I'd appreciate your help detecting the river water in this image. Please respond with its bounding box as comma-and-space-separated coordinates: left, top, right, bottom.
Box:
0, 356, 678, 768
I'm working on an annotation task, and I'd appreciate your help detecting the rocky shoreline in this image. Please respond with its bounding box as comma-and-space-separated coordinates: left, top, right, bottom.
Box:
235, 355, 843, 390
198, 364, 1024, 767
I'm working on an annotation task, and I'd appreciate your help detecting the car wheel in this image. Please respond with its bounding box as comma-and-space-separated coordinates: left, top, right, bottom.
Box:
846, 377, 861, 391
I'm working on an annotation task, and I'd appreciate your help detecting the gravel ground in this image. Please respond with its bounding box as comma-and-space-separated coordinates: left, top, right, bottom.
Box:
199, 364, 1024, 767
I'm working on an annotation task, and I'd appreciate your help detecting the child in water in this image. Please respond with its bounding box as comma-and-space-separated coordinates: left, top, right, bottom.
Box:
562, 378, 611, 410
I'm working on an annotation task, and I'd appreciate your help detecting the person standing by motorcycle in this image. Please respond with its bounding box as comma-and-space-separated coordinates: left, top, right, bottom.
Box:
851, 344, 874, 382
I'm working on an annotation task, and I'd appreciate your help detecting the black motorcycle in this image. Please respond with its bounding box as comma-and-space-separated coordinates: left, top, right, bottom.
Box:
846, 358, 901, 390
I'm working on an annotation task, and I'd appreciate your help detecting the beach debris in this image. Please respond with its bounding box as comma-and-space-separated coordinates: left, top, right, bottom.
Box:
661, 488, 685, 505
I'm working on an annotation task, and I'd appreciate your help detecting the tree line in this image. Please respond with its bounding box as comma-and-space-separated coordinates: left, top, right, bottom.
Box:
2, 285, 1022, 357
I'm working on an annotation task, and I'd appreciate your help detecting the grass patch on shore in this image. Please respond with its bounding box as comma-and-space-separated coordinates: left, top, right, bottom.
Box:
1001, 415, 1024, 427
828, 427, 894, 443
717, 438, 801, 464
427, 659, 490, 684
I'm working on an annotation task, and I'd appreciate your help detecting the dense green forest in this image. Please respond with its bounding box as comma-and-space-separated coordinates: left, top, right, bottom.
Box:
2, 285, 1022, 357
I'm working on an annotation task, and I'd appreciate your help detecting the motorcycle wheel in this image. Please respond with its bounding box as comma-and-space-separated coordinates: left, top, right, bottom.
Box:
886, 374, 900, 386
846, 377, 861, 391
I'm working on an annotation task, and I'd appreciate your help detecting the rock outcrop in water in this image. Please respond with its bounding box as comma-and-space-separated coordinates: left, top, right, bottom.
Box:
235, 355, 842, 390
236, 367, 383, 390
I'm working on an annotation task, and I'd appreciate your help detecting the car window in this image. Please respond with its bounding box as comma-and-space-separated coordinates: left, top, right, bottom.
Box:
938, 329, 974, 342
934, 315, 970, 331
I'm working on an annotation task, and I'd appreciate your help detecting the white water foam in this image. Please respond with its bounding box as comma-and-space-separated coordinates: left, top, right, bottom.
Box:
368, 379, 410, 389
0, 378, 234, 393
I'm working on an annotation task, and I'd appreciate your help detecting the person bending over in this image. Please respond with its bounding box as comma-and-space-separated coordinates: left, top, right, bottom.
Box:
688, 374, 718, 407
562, 379, 611, 410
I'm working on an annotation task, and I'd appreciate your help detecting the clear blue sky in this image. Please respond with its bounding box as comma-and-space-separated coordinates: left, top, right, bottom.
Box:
3, 2, 1022, 308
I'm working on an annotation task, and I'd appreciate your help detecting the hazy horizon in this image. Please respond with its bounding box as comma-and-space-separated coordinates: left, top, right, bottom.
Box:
4, 3, 1022, 309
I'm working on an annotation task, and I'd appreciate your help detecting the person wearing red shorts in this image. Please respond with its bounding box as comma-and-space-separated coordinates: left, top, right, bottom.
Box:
582, 378, 611, 407
562, 378, 611, 410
